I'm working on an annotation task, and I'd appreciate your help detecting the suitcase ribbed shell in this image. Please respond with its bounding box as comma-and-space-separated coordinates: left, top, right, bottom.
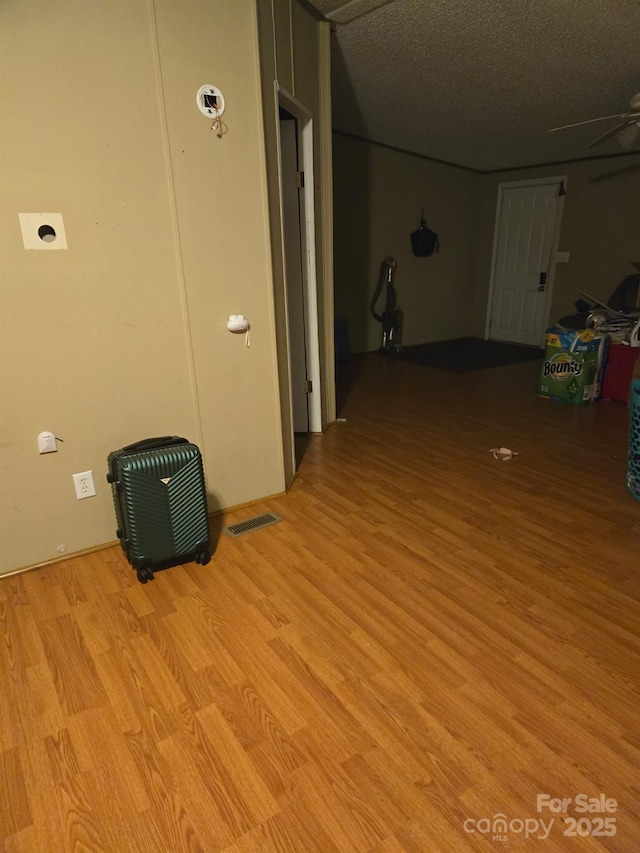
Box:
110, 442, 209, 566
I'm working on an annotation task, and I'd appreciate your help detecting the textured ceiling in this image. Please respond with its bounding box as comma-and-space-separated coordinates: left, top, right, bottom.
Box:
309, 0, 640, 171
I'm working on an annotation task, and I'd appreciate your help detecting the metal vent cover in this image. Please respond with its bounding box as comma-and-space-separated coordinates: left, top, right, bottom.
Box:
223, 512, 283, 538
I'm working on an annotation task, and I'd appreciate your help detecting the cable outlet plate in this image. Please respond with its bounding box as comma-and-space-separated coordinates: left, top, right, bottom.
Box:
73, 470, 96, 500
18, 213, 68, 250
38, 431, 57, 453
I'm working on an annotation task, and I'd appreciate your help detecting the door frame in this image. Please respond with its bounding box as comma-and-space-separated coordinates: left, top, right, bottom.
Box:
278, 115, 308, 433
276, 84, 322, 435
484, 175, 567, 346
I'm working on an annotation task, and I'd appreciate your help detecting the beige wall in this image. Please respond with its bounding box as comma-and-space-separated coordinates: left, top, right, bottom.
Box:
256, 0, 295, 481
333, 133, 482, 353
473, 154, 640, 336
1, 0, 285, 574
333, 131, 640, 352
292, 4, 336, 430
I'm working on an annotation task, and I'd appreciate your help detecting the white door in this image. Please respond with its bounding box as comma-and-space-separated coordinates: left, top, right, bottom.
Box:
489, 182, 562, 346
279, 117, 309, 433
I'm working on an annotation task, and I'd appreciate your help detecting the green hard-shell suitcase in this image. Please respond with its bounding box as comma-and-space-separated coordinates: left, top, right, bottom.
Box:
107, 436, 211, 583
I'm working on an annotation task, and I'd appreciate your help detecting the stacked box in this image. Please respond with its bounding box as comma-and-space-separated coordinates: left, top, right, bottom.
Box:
537, 327, 608, 405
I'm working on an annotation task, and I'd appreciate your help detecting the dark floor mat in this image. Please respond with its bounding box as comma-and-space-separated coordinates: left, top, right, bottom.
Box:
398, 337, 544, 371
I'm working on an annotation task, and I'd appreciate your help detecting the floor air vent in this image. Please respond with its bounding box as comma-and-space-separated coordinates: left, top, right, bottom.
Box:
223, 512, 283, 538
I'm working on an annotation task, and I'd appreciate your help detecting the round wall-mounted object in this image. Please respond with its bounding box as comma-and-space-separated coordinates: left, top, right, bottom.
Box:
196, 84, 225, 118
227, 314, 249, 332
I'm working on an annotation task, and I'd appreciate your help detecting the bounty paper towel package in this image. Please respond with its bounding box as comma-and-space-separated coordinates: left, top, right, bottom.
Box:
537, 327, 608, 405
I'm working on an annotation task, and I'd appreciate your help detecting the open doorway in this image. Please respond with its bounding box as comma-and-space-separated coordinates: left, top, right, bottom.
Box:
279, 108, 309, 461
277, 91, 322, 471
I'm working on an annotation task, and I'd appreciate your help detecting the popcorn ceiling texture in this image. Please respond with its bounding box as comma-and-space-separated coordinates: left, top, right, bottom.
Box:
310, 0, 640, 170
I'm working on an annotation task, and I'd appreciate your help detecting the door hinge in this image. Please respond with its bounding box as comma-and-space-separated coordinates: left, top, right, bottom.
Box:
304, 379, 312, 394
296, 171, 305, 189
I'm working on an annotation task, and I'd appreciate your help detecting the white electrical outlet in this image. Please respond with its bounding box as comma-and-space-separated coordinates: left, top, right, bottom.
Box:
73, 470, 96, 500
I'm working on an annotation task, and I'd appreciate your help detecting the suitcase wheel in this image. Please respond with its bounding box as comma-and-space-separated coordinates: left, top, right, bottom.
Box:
195, 549, 211, 566
136, 566, 154, 584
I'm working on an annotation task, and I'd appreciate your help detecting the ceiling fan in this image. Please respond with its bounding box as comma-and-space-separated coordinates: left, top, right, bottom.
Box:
549, 92, 640, 149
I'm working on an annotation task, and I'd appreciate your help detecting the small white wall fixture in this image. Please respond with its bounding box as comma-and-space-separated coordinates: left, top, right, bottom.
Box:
195, 84, 226, 120
19, 212, 68, 250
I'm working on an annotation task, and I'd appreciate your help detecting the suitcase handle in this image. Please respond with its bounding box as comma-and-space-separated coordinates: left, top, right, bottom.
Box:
121, 436, 188, 453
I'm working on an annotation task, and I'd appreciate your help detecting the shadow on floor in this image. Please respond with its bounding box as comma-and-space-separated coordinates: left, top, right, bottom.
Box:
294, 432, 312, 469
335, 354, 369, 416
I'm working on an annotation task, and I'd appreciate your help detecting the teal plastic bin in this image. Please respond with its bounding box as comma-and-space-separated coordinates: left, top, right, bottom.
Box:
627, 379, 640, 501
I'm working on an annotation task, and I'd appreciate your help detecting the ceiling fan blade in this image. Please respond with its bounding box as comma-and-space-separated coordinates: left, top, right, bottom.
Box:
548, 113, 628, 133
326, 0, 400, 24
617, 122, 640, 149
587, 120, 636, 148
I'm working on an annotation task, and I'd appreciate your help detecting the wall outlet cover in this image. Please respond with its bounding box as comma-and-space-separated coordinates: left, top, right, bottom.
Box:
72, 470, 96, 500
37, 431, 57, 453
19, 212, 68, 250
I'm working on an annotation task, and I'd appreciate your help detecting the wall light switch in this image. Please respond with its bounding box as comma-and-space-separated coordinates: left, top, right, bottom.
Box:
556, 251, 570, 263
19, 213, 68, 250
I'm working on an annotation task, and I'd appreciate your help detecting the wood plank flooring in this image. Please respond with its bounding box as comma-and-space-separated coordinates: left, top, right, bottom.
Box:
2, 354, 639, 851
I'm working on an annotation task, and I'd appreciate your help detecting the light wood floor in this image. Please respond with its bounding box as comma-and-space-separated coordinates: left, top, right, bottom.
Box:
2, 355, 639, 852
